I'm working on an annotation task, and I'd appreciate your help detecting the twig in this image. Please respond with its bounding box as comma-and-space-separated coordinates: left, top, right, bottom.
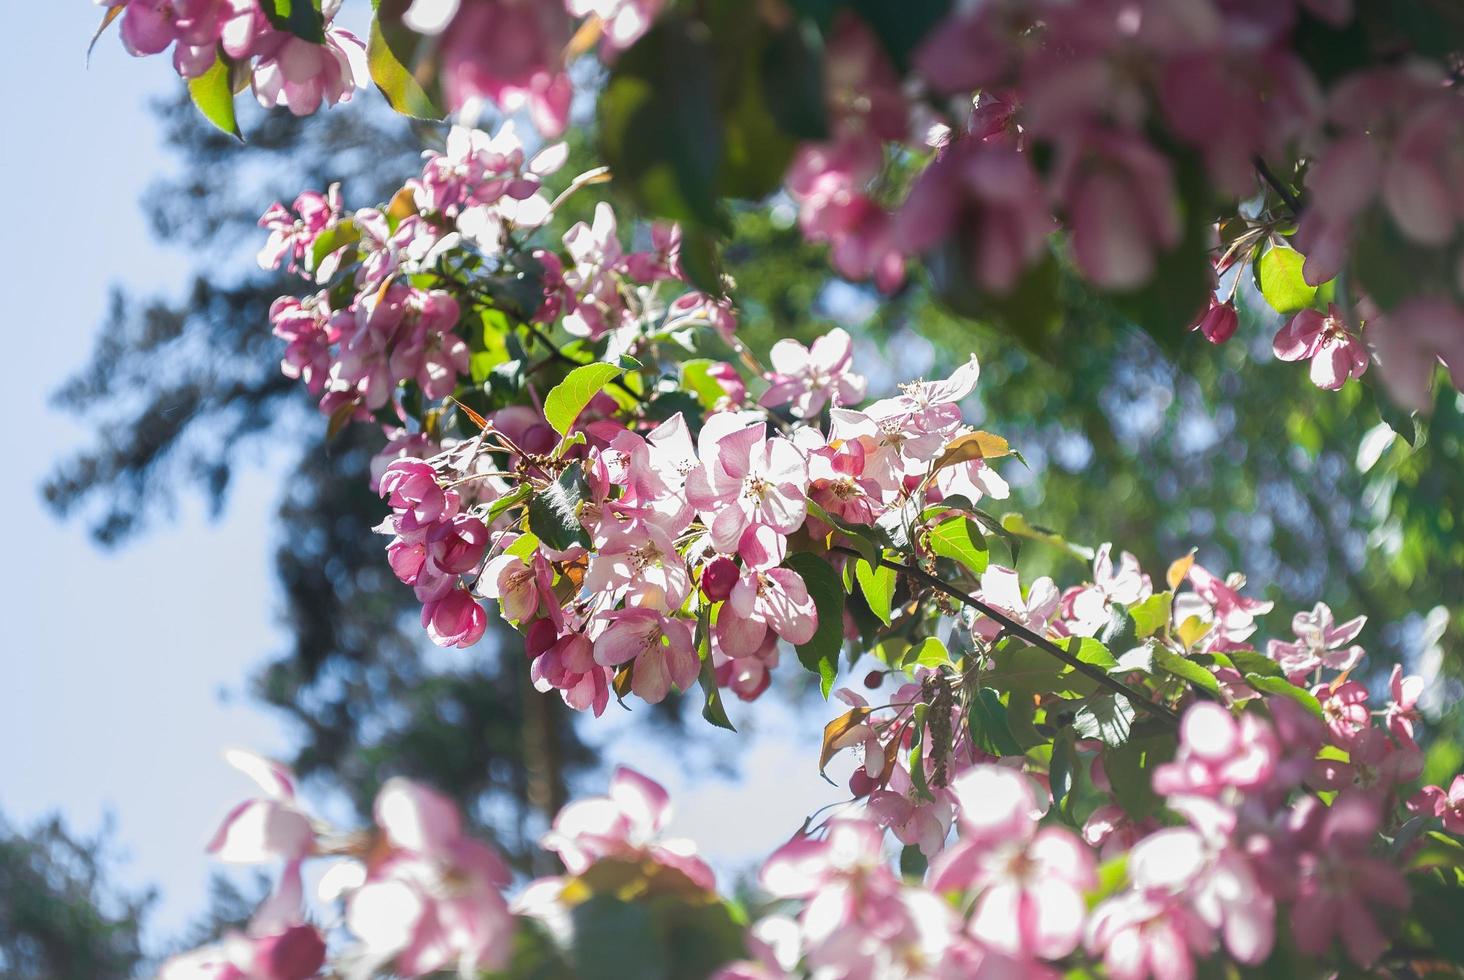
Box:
1253, 156, 1303, 217
833, 547, 1179, 725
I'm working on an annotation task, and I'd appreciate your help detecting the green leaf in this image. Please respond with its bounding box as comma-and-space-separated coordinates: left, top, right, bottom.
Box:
680, 359, 732, 410
928, 249, 1064, 356
855, 558, 897, 626
367, 10, 443, 119
783, 552, 845, 698
1064, 637, 1118, 672
696, 606, 736, 732
899, 843, 928, 880
528, 467, 591, 551
1050, 727, 1077, 814
908, 703, 933, 802
1000, 513, 1094, 561
985, 646, 1097, 698
902, 637, 950, 670
1246, 673, 1324, 718
569, 895, 670, 980
967, 688, 1022, 757
261, 0, 325, 43
544, 363, 626, 436
1225, 650, 1283, 679
1105, 733, 1177, 820
1152, 647, 1221, 696
486, 483, 531, 524
1128, 592, 1173, 639
927, 516, 989, 576
308, 219, 361, 276
805, 499, 880, 566
1257, 244, 1319, 314
1089, 855, 1129, 907
187, 55, 240, 139
1075, 693, 1136, 747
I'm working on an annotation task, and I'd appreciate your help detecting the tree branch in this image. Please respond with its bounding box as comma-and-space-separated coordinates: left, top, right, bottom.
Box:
835, 547, 1180, 725
1253, 156, 1303, 217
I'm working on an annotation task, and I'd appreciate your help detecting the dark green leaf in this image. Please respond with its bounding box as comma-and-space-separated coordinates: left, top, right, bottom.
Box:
967, 688, 1022, 757
899, 843, 928, 879
1105, 733, 1177, 820
261, 0, 325, 43
569, 895, 670, 980
1246, 674, 1324, 718
528, 467, 591, 551
783, 552, 846, 697
697, 606, 736, 732
1153, 647, 1221, 695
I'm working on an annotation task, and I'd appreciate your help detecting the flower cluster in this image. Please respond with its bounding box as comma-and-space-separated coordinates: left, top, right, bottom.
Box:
98, 0, 366, 115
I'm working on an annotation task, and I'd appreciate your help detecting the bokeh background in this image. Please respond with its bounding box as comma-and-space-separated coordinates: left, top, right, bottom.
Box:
4, 5, 1463, 975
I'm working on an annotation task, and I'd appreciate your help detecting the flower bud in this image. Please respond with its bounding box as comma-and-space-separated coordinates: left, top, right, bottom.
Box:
525, 618, 559, 659
254, 924, 326, 980
1190, 298, 1239, 344
701, 557, 739, 602
849, 769, 876, 798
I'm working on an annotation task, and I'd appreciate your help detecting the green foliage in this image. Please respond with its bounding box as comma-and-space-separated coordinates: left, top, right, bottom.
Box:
543, 362, 626, 436
367, 1, 444, 119
784, 551, 846, 696
1257, 244, 1318, 314
261, 0, 325, 43
528, 466, 592, 551
187, 55, 240, 139
928, 516, 989, 577
854, 557, 897, 625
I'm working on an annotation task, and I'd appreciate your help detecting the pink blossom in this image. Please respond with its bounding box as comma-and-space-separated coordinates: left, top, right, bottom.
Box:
591, 607, 697, 704
379, 459, 458, 535
685, 417, 809, 559
895, 140, 1053, 294
438, 0, 573, 136
1273, 305, 1369, 390
1085, 888, 1213, 980
583, 518, 690, 612
206, 750, 316, 864
270, 294, 338, 393
257, 185, 342, 272
251, 23, 367, 116
1054, 130, 1181, 291
931, 766, 1095, 960
531, 632, 612, 716
1152, 702, 1278, 798
1288, 792, 1409, 967
1384, 664, 1424, 740
717, 566, 819, 656
541, 766, 715, 889
1065, 543, 1153, 636
420, 587, 487, 648
1311, 726, 1422, 795
479, 550, 558, 625
1129, 797, 1276, 967
347, 779, 514, 976
1412, 775, 1464, 835
1179, 563, 1273, 647
1367, 297, 1464, 414
1265, 601, 1365, 680
971, 565, 1060, 642
1315, 680, 1371, 745
565, 0, 662, 55
161, 862, 326, 980
759, 328, 867, 419
1190, 298, 1239, 345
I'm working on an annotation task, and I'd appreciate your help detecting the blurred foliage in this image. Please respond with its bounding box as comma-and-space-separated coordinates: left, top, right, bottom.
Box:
0, 812, 152, 979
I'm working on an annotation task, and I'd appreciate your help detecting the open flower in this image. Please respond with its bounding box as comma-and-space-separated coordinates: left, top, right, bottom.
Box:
685, 418, 809, 559
591, 607, 697, 704
206, 750, 317, 865
1265, 602, 1365, 680
759, 328, 867, 419
1273, 305, 1369, 390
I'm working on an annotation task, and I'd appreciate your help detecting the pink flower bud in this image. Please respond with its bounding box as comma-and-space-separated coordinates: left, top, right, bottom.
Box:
253, 925, 326, 980
525, 618, 559, 659
701, 557, 739, 601
1191, 299, 1239, 344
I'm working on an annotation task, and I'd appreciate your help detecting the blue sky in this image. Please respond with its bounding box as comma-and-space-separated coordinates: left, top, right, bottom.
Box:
0, 5, 849, 956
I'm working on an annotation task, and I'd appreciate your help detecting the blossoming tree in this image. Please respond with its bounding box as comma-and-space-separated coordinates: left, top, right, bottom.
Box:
90, 0, 1464, 977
